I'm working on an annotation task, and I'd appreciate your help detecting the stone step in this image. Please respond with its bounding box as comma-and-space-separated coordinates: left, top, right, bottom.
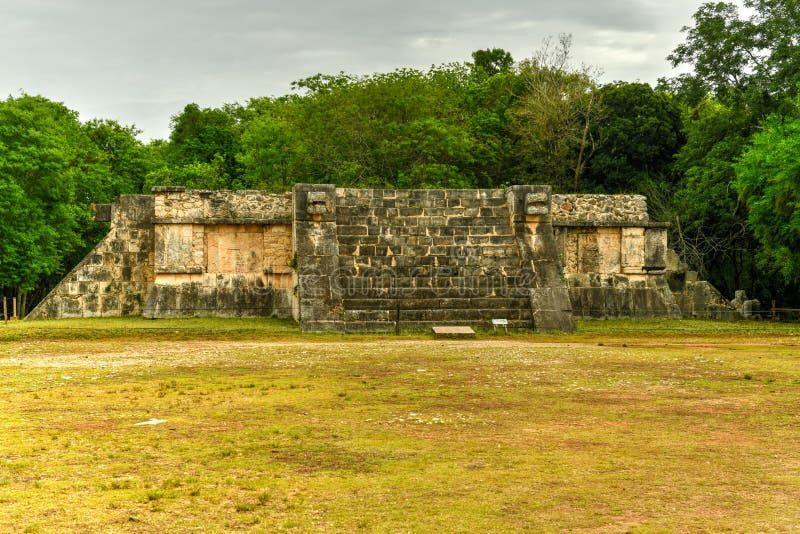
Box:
339, 284, 533, 299
343, 307, 532, 322
338, 319, 533, 333
342, 297, 532, 310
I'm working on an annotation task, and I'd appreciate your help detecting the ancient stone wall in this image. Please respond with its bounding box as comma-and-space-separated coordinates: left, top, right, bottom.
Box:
143, 188, 294, 319
552, 199, 682, 319
551, 194, 649, 224
293, 184, 575, 332
553, 194, 682, 318
27, 196, 155, 319
554, 225, 669, 276
153, 187, 292, 223
30, 185, 727, 326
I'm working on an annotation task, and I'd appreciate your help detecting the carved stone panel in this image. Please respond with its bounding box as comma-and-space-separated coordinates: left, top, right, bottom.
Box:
621, 227, 645, 274
645, 228, 668, 270
155, 224, 194, 273
596, 227, 621, 274
206, 224, 264, 274
577, 232, 600, 273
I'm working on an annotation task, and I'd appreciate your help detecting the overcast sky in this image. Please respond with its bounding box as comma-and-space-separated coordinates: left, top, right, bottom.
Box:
2, 0, 703, 141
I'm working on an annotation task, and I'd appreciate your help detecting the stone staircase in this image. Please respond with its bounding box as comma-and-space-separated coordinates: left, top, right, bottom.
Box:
334, 189, 535, 331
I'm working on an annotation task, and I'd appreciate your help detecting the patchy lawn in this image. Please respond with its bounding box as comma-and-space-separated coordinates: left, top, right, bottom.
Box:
0, 318, 799, 532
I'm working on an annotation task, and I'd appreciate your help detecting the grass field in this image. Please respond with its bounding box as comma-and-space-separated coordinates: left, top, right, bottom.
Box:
1, 318, 799, 532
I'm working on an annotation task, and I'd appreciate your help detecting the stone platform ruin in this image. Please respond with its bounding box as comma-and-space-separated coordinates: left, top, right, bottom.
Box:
27, 184, 729, 331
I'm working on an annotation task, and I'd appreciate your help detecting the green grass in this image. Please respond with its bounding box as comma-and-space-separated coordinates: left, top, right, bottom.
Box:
1, 318, 799, 531
0, 317, 301, 341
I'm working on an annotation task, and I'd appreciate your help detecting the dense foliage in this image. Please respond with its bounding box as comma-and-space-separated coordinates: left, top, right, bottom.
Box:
4, 2, 800, 312
665, 0, 800, 304
735, 102, 800, 284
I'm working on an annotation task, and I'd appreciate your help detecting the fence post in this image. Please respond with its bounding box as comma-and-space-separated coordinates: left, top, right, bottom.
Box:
12, 297, 17, 320
772, 300, 776, 321
3, 297, 6, 323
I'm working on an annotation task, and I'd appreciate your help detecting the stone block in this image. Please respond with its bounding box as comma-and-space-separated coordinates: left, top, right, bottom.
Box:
621, 227, 645, 273
306, 191, 331, 215
530, 287, 576, 332
645, 228, 667, 270
432, 326, 476, 338
92, 203, 112, 222
525, 192, 550, 215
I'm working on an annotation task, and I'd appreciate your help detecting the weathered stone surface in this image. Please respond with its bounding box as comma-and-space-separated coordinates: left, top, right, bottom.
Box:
144, 217, 294, 320
92, 203, 112, 222
294, 184, 343, 331
327, 185, 569, 332
27, 195, 155, 319
530, 287, 576, 331
644, 228, 668, 271
31, 184, 727, 328
551, 194, 648, 224
742, 299, 760, 319
432, 326, 476, 338
143, 276, 293, 318
509, 185, 576, 332
525, 192, 550, 215
154, 189, 292, 224
673, 281, 735, 319
146, 187, 294, 319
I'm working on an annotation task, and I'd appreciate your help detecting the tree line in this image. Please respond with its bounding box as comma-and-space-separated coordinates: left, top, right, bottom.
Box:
2, 0, 799, 314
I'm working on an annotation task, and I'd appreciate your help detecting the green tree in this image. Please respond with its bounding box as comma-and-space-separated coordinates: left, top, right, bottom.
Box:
470, 48, 514, 76
667, 2, 759, 103
165, 103, 245, 187
584, 82, 684, 198
510, 35, 603, 191
667, 0, 800, 112
83, 119, 155, 196
735, 107, 800, 283
665, 0, 800, 303
144, 156, 231, 191
670, 99, 764, 298
0, 94, 99, 312
237, 100, 300, 192
0, 179, 58, 295
463, 61, 526, 188
286, 66, 480, 188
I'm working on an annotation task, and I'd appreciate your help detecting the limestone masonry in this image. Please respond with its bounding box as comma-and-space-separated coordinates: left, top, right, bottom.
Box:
27, 185, 732, 330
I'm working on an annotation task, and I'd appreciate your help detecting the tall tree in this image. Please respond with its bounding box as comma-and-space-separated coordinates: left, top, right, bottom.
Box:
470, 48, 514, 76
0, 179, 58, 297
234, 97, 302, 191
464, 56, 526, 188
584, 82, 684, 198
665, 0, 800, 303
510, 35, 603, 191
83, 119, 155, 196
735, 105, 800, 284
165, 103, 244, 187
238, 114, 300, 192
670, 99, 764, 298
0, 95, 99, 312
286, 65, 479, 188
667, 0, 800, 112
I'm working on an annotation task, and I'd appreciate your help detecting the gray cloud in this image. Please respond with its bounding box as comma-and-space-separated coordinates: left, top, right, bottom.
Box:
1, 0, 703, 140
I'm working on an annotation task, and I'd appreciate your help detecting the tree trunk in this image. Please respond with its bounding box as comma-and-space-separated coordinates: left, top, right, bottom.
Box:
17, 289, 27, 319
